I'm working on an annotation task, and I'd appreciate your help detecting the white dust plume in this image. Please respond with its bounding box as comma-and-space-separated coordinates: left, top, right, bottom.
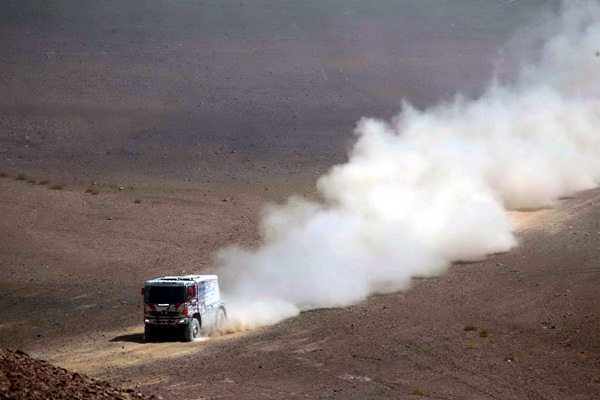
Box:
216, 1, 600, 329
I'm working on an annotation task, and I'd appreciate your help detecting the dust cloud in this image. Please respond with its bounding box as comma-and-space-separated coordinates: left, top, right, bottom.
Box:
216, 1, 600, 329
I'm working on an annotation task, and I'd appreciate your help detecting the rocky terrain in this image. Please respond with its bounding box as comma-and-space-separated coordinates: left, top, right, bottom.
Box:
1, 349, 155, 400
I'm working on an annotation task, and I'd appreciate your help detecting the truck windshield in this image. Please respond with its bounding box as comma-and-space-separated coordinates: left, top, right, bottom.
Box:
145, 286, 184, 304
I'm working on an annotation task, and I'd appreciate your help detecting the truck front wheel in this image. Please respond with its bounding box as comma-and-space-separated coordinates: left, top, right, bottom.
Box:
144, 324, 156, 342
183, 318, 200, 342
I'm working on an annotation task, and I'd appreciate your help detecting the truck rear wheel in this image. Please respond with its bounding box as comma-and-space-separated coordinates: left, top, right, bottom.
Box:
183, 318, 200, 342
215, 307, 227, 332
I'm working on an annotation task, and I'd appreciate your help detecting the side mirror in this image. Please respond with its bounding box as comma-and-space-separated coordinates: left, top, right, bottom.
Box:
188, 287, 195, 297
141, 287, 146, 296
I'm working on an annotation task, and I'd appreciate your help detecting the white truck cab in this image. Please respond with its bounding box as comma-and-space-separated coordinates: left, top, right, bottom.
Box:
142, 275, 226, 341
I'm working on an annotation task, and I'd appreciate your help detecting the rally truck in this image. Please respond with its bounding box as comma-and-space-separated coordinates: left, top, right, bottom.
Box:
142, 275, 227, 342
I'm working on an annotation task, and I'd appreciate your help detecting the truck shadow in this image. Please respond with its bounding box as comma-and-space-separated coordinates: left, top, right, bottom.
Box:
110, 333, 146, 343
110, 333, 189, 343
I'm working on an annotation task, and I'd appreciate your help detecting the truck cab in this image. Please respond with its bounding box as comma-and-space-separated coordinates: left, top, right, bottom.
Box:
142, 275, 226, 341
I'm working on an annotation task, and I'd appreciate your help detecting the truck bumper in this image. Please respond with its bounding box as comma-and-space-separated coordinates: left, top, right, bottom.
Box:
144, 317, 190, 326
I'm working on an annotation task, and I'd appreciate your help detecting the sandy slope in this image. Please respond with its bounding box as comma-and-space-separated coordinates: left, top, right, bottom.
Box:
0, 0, 542, 183
1, 174, 598, 399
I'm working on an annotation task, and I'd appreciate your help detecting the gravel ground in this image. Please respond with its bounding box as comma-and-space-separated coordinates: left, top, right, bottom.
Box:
3, 1, 596, 399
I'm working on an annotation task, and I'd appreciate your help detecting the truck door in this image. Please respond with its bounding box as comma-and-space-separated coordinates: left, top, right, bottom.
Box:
187, 283, 197, 314
198, 282, 206, 319
204, 279, 218, 324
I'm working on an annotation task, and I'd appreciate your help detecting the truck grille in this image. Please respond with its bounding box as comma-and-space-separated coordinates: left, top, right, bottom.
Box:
149, 311, 180, 317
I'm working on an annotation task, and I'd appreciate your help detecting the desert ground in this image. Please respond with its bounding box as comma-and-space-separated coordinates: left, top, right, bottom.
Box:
1, 172, 599, 399
2, 1, 599, 399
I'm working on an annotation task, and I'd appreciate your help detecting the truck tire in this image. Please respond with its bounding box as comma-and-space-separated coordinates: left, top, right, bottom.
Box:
144, 325, 156, 342
215, 307, 227, 332
183, 318, 200, 342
